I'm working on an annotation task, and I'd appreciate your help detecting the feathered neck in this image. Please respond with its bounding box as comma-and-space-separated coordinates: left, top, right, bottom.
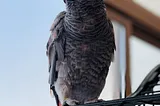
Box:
64, 0, 108, 39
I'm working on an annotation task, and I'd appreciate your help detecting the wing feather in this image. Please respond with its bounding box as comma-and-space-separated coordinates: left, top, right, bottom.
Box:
46, 11, 66, 106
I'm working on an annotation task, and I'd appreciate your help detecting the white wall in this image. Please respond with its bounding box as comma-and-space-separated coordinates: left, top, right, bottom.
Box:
130, 36, 160, 93
134, 0, 160, 16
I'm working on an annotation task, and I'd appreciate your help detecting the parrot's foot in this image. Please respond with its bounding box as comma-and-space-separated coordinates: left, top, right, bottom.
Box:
64, 98, 79, 106
84, 99, 104, 104
84, 98, 98, 104
63, 102, 69, 106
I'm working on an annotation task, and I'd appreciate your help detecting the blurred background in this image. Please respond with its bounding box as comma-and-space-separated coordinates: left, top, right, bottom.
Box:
0, 0, 159, 106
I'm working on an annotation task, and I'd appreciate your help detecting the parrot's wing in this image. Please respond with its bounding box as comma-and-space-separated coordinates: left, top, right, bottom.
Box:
46, 11, 66, 106
107, 18, 116, 61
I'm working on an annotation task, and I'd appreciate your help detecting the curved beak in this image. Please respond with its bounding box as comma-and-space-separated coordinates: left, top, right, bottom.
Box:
63, 0, 66, 3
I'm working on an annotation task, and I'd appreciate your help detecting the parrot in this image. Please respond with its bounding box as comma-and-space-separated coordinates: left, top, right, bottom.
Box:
46, 0, 116, 106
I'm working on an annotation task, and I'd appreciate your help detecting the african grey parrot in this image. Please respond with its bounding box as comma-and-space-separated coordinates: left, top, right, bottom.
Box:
46, 0, 116, 106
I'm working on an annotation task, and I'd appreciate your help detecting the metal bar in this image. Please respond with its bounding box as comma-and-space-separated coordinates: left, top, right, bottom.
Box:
77, 94, 160, 106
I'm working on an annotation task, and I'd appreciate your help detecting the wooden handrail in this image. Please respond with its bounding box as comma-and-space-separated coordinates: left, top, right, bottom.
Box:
104, 0, 160, 34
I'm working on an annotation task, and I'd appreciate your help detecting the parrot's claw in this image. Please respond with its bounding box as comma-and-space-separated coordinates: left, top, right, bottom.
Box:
85, 99, 104, 104
84, 99, 98, 104
97, 99, 105, 102
63, 102, 69, 106
64, 98, 80, 106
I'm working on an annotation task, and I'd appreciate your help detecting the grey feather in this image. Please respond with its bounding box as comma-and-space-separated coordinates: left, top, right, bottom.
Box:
46, 11, 66, 106
46, 0, 116, 105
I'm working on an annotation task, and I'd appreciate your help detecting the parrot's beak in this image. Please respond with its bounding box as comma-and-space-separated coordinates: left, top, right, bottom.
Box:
63, 0, 66, 3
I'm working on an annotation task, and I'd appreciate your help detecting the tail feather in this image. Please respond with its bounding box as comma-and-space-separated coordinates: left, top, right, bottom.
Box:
51, 86, 61, 106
